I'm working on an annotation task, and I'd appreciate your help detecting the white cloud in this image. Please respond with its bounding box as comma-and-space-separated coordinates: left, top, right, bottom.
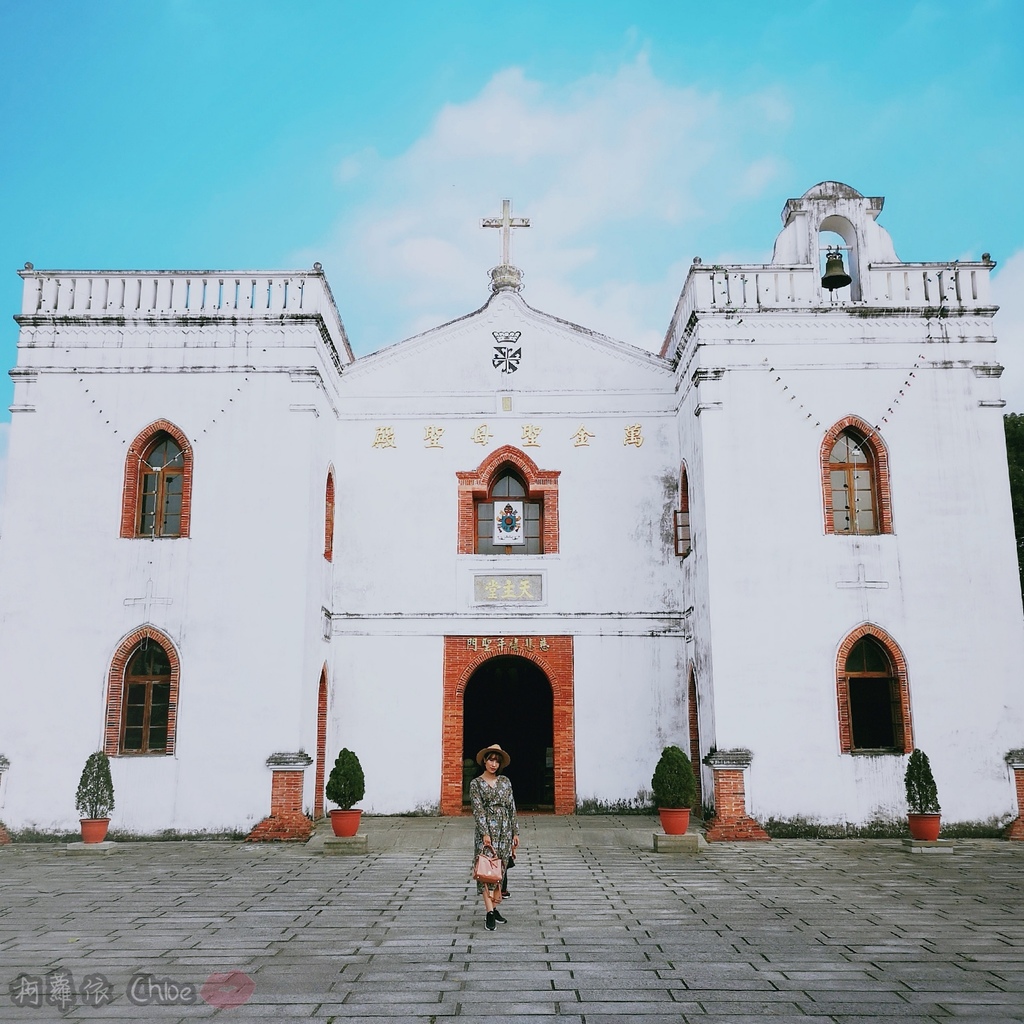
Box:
296, 57, 793, 353
993, 251, 1024, 414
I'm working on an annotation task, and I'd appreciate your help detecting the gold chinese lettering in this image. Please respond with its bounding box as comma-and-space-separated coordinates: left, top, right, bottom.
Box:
623, 424, 644, 447
423, 425, 445, 448
372, 426, 397, 449
521, 424, 542, 447
471, 424, 494, 446
571, 426, 595, 447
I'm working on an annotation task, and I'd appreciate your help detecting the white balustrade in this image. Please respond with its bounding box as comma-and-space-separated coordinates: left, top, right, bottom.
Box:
18, 269, 352, 366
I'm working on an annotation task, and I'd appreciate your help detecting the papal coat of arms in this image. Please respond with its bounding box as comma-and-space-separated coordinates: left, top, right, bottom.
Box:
493, 500, 525, 545
492, 331, 522, 373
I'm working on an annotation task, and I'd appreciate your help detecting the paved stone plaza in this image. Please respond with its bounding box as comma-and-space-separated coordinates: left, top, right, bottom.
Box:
1, 816, 1023, 1023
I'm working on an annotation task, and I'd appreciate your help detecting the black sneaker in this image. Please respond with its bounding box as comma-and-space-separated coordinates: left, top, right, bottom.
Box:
485, 911, 496, 931
492, 909, 507, 924
501, 891, 510, 898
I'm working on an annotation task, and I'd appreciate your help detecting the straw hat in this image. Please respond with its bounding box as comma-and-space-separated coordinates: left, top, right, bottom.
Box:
475, 743, 511, 769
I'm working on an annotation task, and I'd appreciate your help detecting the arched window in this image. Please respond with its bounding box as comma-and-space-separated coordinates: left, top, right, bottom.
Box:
324, 470, 335, 562
457, 446, 560, 555
476, 469, 542, 554
104, 627, 180, 756
121, 421, 193, 539
314, 665, 328, 819
836, 626, 912, 754
821, 418, 892, 535
675, 463, 692, 557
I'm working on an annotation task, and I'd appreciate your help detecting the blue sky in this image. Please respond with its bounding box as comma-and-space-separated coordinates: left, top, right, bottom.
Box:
1, 0, 1022, 479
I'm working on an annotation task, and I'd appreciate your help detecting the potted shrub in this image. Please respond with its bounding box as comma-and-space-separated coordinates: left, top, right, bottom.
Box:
651, 744, 697, 835
325, 747, 365, 837
75, 751, 114, 843
905, 747, 941, 841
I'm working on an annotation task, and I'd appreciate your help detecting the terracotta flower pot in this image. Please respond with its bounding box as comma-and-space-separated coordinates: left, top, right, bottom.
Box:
907, 813, 941, 841
329, 809, 362, 837
658, 807, 691, 835
80, 818, 110, 844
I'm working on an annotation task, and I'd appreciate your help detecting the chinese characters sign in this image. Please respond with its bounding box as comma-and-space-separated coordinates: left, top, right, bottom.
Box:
473, 575, 543, 603
465, 634, 550, 651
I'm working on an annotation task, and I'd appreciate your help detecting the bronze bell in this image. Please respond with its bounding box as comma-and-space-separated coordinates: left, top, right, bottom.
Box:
821, 248, 852, 291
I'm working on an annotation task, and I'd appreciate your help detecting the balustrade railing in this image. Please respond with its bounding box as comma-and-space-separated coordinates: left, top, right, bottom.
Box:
18, 268, 352, 369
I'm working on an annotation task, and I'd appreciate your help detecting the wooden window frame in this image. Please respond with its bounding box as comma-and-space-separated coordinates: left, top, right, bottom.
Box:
835, 624, 912, 755
104, 626, 181, 756
121, 421, 193, 539
820, 417, 893, 536
457, 446, 560, 555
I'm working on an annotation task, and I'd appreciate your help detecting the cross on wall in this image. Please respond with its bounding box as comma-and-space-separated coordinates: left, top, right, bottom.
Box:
123, 579, 174, 616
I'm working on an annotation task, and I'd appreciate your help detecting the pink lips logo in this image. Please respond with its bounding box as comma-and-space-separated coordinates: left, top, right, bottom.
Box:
200, 971, 255, 1008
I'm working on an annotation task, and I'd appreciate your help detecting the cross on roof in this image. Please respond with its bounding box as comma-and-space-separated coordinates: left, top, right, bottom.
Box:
481, 199, 530, 267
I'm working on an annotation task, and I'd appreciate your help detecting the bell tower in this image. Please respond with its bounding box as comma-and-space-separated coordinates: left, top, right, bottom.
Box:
770, 181, 899, 302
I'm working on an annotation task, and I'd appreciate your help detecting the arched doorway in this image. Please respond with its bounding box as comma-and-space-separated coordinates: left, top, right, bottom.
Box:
463, 656, 553, 811
441, 635, 574, 814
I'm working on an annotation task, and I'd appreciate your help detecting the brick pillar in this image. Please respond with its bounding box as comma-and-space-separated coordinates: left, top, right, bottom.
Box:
247, 752, 314, 843
0, 755, 10, 845
704, 749, 770, 842
1004, 750, 1024, 841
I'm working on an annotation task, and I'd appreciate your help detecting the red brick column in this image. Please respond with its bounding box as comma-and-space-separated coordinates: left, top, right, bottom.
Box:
1005, 751, 1024, 840
704, 749, 770, 842
0, 756, 10, 844
247, 753, 314, 842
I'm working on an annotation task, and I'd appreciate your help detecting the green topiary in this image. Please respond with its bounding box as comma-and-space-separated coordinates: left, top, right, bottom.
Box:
325, 748, 365, 810
651, 745, 697, 809
904, 748, 940, 814
75, 751, 115, 820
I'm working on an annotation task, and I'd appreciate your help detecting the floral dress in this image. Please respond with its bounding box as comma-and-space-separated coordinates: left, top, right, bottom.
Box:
470, 774, 518, 891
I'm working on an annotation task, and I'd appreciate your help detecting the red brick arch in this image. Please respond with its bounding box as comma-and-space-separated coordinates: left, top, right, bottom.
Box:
820, 415, 893, 535
835, 623, 913, 754
103, 625, 181, 756
314, 664, 329, 818
120, 419, 194, 538
456, 445, 560, 554
441, 635, 574, 814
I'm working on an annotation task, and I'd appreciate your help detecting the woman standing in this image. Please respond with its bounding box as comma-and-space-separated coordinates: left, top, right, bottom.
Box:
470, 743, 519, 931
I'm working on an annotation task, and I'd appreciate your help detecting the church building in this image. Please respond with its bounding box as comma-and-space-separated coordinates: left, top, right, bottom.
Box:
1, 182, 1022, 838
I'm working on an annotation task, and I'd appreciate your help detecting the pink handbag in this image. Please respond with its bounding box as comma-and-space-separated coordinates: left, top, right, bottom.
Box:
473, 847, 503, 884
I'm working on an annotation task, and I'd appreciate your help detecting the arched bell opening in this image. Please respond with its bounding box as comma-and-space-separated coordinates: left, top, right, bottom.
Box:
819, 217, 860, 300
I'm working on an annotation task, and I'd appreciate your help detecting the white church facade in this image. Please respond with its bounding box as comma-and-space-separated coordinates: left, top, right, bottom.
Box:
1, 181, 1023, 839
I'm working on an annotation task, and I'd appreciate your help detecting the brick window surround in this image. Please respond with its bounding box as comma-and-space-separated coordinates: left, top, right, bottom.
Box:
324, 469, 335, 562
314, 665, 328, 818
457, 445, 560, 554
836, 623, 913, 754
441, 636, 575, 815
687, 666, 703, 810
104, 626, 181, 756
675, 462, 692, 557
120, 420, 194, 539
820, 416, 893, 535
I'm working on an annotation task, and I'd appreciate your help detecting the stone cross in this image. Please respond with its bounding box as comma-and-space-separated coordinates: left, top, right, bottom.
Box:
482, 199, 530, 267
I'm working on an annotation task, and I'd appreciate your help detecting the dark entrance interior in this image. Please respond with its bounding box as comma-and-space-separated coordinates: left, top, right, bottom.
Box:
463, 655, 554, 811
